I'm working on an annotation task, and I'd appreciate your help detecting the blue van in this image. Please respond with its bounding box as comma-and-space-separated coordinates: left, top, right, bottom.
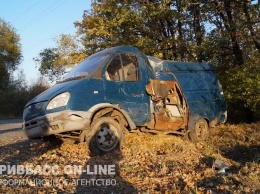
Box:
23, 46, 227, 155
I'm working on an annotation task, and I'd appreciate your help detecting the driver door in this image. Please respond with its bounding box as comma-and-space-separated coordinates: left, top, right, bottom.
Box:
103, 53, 150, 124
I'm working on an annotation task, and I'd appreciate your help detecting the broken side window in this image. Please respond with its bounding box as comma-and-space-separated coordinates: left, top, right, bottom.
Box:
121, 54, 140, 82
106, 54, 140, 82
106, 55, 123, 81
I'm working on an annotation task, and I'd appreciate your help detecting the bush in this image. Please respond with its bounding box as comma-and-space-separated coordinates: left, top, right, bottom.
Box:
0, 77, 49, 119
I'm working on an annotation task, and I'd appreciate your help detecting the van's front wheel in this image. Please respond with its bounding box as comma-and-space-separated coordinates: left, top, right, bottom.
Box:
189, 118, 209, 142
89, 117, 123, 155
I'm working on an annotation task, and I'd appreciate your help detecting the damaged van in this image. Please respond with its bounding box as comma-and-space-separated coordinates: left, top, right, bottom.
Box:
23, 46, 227, 155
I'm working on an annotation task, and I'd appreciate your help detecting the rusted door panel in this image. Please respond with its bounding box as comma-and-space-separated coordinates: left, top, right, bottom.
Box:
146, 79, 188, 131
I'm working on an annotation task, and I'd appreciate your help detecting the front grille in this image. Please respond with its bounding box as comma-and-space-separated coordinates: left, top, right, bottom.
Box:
24, 120, 39, 129
24, 117, 46, 131
25, 120, 37, 127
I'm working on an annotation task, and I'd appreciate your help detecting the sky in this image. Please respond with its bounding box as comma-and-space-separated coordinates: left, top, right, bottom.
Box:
0, 0, 91, 84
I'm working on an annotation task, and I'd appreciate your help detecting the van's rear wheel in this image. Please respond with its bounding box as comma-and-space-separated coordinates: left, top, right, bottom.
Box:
189, 118, 209, 142
89, 117, 123, 155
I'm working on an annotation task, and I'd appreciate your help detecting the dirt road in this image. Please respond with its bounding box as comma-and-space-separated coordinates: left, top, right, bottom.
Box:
0, 119, 27, 146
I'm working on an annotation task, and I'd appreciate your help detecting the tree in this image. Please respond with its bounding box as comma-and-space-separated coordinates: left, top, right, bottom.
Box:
28, 76, 50, 100
208, 0, 260, 122
75, 0, 211, 61
34, 48, 64, 82
53, 34, 87, 68
0, 18, 22, 89
36, 0, 260, 122
34, 34, 86, 82
77, 0, 260, 122
0, 73, 50, 118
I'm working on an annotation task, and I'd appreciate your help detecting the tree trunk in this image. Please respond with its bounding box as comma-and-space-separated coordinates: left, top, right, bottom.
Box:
243, 2, 260, 54
192, 1, 203, 62
177, 0, 185, 60
215, 0, 244, 66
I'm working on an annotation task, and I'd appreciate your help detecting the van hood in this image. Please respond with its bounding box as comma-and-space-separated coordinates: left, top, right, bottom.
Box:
27, 79, 82, 106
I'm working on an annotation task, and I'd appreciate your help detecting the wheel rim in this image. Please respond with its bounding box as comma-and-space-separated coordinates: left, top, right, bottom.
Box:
196, 121, 208, 140
95, 124, 118, 151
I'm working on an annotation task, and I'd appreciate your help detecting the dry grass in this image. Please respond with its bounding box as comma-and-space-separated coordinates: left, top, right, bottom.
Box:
0, 123, 259, 193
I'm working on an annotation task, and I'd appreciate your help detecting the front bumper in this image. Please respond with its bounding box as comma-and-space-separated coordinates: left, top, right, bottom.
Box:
23, 110, 91, 139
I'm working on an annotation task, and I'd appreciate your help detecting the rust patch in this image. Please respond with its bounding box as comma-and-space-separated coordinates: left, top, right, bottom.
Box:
146, 80, 177, 101
146, 79, 188, 131
150, 110, 184, 131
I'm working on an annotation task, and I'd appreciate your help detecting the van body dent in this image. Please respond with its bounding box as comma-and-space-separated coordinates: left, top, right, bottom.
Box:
23, 46, 227, 154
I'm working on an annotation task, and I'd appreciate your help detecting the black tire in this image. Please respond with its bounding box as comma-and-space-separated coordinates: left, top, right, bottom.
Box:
88, 117, 123, 155
189, 118, 209, 142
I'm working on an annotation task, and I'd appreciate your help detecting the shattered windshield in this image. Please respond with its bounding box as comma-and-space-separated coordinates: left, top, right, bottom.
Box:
62, 52, 111, 81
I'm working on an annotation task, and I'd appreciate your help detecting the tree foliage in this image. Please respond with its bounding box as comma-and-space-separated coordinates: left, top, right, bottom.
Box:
0, 18, 22, 89
0, 73, 50, 119
34, 34, 86, 82
75, 0, 260, 122
34, 48, 64, 82
36, 0, 260, 122
0, 18, 48, 118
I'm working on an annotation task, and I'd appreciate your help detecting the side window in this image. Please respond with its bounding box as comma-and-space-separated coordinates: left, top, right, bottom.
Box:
106, 53, 140, 82
121, 54, 140, 82
106, 55, 123, 81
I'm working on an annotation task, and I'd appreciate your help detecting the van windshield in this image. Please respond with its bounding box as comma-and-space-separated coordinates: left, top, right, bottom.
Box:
62, 52, 111, 81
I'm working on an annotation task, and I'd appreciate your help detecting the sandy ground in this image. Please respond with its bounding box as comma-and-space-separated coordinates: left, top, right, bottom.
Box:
0, 119, 27, 146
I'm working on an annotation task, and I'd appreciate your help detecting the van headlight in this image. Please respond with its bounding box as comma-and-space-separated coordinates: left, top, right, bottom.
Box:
46, 92, 70, 110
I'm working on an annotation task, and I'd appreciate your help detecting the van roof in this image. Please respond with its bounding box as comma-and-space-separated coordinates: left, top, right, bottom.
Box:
97, 45, 215, 72
164, 61, 214, 71
148, 56, 214, 73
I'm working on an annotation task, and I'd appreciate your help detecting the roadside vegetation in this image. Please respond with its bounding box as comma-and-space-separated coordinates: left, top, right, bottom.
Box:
0, 18, 49, 119
0, 75, 49, 119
